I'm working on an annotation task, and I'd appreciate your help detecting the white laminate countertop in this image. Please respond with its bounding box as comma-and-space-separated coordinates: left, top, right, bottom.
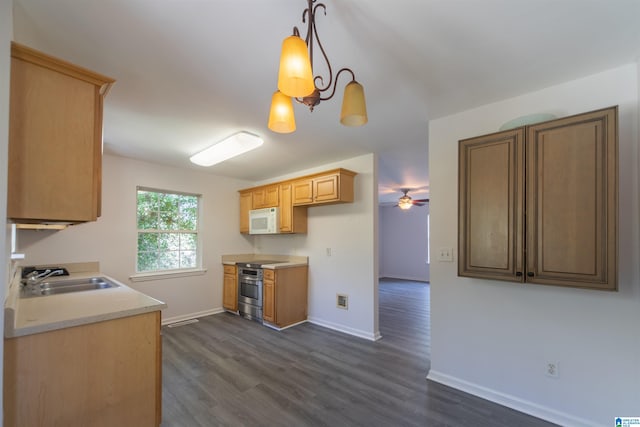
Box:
222, 254, 308, 269
5, 271, 167, 338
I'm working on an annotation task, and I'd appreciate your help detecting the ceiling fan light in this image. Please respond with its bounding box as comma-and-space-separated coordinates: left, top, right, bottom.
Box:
340, 80, 368, 127
277, 34, 315, 98
268, 90, 296, 133
398, 199, 413, 210
189, 131, 263, 167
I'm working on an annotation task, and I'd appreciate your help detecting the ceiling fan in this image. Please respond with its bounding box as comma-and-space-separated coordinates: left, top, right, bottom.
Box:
396, 189, 429, 210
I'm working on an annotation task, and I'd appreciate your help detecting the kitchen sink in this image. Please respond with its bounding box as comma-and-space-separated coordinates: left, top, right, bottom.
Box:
20, 277, 120, 298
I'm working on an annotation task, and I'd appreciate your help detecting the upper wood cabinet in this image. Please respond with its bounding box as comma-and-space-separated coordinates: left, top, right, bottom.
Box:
458, 106, 617, 291
239, 191, 252, 233
279, 183, 307, 234
292, 169, 356, 206
8, 42, 115, 223
252, 185, 279, 209
238, 168, 356, 234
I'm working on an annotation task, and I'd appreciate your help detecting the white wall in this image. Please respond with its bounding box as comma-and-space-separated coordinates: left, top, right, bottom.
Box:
379, 204, 430, 282
252, 153, 380, 340
1, 0, 13, 424
18, 154, 254, 322
428, 64, 640, 426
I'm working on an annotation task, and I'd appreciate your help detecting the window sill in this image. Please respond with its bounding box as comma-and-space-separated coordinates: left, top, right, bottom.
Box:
129, 268, 207, 282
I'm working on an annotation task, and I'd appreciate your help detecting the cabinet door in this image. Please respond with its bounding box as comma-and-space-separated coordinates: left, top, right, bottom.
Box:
263, 278, 275, 323
264, 185, 279, 207
458, 128, 525, 282
526, 107, 617, 290
223, 266, 238, 311
313, 174, 339, 203
239, 191, 252, 233
8, 43, 114, 223
279, 183, 293, 232
292, 179, 313, 205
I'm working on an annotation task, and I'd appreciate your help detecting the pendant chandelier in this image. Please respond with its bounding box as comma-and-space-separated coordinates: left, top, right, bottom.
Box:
268, 0, 368, 133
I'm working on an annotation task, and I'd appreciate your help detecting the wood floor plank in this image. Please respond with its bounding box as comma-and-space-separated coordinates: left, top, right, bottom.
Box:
160, 278, 556, 426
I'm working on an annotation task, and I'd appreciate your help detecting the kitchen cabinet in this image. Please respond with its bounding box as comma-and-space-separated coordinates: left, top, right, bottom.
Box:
223, 264, 238, 312
4, 311, 162, 427
458, 106, 617, 290
279, 182, 308, 233
292, 169, 356, 206
7, 42, 115, 223
262, 266, 308, 328
252, 185, 279, 209
239, 191, 252, 233
238, 168, 356, 234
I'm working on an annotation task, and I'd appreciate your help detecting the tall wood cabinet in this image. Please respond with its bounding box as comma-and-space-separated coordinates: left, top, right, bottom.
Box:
8, 42, 115, 223
458, 106, 617, 290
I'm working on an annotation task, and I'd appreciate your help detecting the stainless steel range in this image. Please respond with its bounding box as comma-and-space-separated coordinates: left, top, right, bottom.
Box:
236, 260, 283, 322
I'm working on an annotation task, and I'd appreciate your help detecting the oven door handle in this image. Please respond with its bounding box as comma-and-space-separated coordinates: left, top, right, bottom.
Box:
239, 276, 261, 282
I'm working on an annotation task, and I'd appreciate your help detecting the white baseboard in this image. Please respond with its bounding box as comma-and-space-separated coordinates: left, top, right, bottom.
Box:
161, 308, 223, 325
307, 316, 382, 341
426, 370, 598, 427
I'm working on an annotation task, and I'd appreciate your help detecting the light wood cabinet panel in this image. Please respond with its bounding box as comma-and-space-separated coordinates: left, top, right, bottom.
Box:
8, 42, 115, 223
279, 183, 308, 234
223, 265, 238, 312
263, 278, 275, 323
459, 128, 525, 281
458, 106, 617, 291
292, 179, 314, 205
262, 266, 308, 328
252, 185, 279, 209
526, 107, 617, 289
4, 311, 162, 427
292, 169, 356, 206
239, 191, 252, 234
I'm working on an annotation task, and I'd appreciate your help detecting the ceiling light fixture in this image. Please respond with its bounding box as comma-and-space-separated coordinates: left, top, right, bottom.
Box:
268, 0, 368, 133
189, 131, 263, 167
398, 195, 413, 210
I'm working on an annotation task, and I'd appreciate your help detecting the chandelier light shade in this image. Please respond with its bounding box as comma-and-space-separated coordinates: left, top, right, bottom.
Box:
277, 33, 315, 98
268, 90, 296, 133
398, 196, 413, 210
268, 0, 368, 132
340, 80, 368, 126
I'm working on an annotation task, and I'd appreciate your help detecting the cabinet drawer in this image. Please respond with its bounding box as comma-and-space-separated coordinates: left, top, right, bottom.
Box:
263, 269, 275, 280
223, 265, 236, 275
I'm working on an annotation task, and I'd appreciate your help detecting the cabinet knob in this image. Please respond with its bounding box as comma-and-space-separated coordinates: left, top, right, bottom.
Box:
527, 272, 534, 277
515, 272, 523, 277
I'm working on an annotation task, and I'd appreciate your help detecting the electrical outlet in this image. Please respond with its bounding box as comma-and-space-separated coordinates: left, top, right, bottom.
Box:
545, 361, 559, 378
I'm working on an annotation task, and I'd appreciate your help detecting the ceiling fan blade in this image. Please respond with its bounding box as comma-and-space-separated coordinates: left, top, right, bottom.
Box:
414, 198, 430, 203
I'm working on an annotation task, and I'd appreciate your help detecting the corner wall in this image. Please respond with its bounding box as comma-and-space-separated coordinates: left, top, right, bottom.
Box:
428, 64, 640, 425
253, 153, 380, 340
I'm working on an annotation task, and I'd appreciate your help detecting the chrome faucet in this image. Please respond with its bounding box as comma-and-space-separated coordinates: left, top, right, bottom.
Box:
21, 269, 66, 286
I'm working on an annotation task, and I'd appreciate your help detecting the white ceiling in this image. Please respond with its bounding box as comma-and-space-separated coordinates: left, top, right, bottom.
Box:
12, 0, 640, 204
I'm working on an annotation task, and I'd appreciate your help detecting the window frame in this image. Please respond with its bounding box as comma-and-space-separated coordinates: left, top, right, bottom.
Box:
131, 186, 206, 281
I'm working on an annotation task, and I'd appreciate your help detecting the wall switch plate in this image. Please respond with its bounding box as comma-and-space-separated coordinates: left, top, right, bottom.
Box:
437, 247, 454, 262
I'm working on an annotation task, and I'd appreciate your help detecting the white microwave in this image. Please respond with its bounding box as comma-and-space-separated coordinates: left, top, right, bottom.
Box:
249, 207, 280, 234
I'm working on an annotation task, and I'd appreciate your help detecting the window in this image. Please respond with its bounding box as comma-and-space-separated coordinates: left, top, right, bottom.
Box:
136, 188, 200, 273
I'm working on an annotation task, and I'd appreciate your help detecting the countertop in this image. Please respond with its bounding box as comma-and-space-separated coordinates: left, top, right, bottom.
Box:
222, 254, 308, 269
5, 268, 167, 338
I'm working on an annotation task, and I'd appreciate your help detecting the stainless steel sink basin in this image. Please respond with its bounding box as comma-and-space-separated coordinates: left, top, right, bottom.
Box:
20, 276, 120, 298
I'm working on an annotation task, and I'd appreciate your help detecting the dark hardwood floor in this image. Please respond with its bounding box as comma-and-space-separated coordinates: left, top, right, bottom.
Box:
161, 278, 555, 426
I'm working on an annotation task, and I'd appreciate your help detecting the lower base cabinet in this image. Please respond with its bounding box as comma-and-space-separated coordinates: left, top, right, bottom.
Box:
223, 264, 238, 312
4, 311, 162, 427
262, 266, 308, 328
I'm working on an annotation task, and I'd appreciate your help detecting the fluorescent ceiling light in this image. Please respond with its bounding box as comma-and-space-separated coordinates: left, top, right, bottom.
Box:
190, 131, 263, 167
